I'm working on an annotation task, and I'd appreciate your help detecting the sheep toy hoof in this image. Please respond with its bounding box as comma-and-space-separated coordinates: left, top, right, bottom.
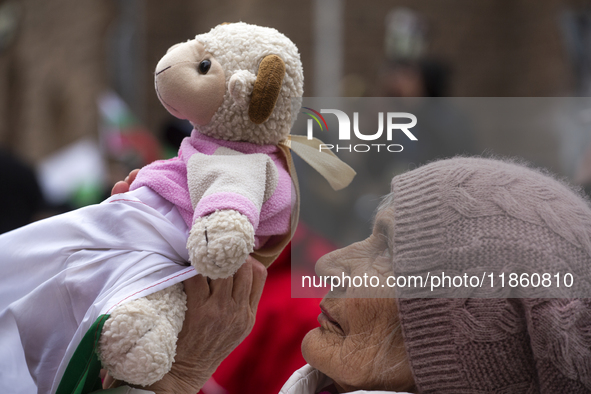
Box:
187, 210, 255, 279
98, 284, 186, 386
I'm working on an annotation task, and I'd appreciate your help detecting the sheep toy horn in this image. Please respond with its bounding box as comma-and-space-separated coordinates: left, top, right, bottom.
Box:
248, 54, 286, 124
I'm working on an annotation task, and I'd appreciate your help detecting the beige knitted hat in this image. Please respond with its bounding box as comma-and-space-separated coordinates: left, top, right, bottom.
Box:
388, 158, 591, 392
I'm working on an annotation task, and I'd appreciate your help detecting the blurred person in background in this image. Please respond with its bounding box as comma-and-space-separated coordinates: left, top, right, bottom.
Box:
377, 8, 476, 163
0, 148, 45, 234
300, 7, 478, 247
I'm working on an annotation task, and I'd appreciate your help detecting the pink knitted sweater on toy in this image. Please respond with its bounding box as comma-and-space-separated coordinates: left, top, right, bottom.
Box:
130, 130, 293, 249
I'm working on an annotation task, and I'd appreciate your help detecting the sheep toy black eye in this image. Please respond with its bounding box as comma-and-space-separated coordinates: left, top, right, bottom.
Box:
198, 59, 211, 74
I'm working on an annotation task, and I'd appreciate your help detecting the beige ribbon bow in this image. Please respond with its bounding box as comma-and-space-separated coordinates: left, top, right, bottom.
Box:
252, 135, 355, 268
279, 135, 356, 190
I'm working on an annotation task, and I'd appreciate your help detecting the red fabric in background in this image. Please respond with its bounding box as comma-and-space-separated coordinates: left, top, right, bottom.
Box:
200, 225, 335, 394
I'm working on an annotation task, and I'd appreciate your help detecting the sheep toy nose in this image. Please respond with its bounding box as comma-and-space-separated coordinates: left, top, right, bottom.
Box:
248, 55, 285, 124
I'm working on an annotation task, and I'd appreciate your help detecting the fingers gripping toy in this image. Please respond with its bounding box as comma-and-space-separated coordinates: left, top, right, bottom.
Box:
97, 23, 355, 386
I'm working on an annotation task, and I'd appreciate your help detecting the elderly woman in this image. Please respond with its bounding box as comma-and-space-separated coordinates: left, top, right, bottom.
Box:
108, 157, 591, 393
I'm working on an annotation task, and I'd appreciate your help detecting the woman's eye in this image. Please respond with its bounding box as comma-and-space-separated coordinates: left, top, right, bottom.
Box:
198, 59, 211, 74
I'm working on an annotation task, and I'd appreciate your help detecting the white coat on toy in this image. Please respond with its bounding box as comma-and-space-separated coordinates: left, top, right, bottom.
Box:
98, 22, 304, 386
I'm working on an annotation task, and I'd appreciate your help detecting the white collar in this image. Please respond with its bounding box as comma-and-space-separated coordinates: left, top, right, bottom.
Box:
279, 364, 413, 394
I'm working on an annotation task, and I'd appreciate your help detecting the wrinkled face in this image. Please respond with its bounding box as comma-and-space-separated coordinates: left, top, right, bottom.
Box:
154, 39, 226, 126
301, 206, 415, 393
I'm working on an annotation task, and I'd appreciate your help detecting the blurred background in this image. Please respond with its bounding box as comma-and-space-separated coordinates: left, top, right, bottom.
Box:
3, 0, 591, 232
2, 0, 591, 229
3, 1, 591, 392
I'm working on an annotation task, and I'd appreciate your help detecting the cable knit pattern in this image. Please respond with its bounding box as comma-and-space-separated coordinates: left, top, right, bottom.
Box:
389, 158, 591, 393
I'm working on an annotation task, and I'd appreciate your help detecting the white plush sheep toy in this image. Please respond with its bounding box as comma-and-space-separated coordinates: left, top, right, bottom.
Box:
98, 22, 311, 386
0, 22, 354, 393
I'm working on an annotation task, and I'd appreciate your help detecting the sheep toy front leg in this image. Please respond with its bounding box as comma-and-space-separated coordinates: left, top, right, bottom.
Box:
188, 210, 255, 279
98, 283, 187, 386
185, 150, 277, 279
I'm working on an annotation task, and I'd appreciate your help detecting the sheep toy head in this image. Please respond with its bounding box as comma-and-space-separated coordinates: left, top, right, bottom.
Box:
154, 22, 304, 145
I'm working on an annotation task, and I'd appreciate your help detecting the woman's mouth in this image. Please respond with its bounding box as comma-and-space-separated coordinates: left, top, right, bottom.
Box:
319, 304, 344, 334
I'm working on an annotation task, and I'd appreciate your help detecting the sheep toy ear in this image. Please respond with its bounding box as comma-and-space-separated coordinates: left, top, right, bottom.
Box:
248, 55, 285, 124
229, 70, 256, 109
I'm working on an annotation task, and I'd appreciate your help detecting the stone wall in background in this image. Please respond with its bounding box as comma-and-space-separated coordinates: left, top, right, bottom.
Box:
0, 0, 113, 164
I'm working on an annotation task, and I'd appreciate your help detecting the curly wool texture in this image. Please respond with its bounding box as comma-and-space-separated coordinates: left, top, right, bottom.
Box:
98, 283, 187, 386
188, 209, 255, 279
195, 22, 304, 145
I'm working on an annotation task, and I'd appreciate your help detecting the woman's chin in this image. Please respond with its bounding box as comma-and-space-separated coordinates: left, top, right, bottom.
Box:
300, 328, 320, 365
301, 326, 343, 367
